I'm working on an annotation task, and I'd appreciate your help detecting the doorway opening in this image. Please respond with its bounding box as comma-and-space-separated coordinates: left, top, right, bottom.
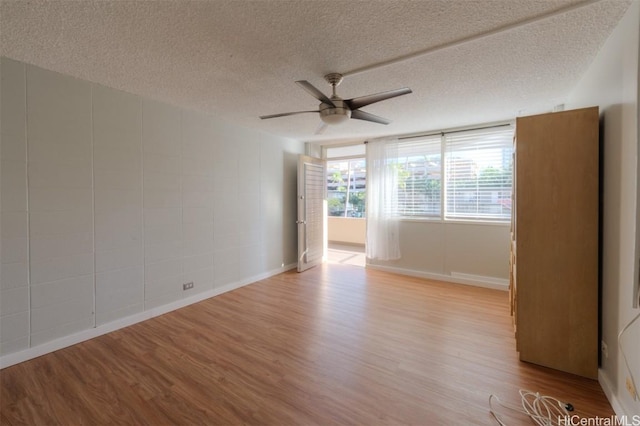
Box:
324, 144, 366, 267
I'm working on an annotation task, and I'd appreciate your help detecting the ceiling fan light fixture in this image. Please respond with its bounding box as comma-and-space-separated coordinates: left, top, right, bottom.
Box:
319, 100, 351, 125
259, 74, 411, 129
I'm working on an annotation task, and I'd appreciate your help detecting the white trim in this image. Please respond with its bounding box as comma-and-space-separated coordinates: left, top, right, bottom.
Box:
366, 264, 509, 291
0, 263, 297, 369
598, 369, 628, 417
398, 216, 511, 227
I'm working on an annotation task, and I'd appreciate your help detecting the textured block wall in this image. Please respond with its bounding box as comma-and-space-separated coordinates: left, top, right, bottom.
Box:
0, 57, 302, 356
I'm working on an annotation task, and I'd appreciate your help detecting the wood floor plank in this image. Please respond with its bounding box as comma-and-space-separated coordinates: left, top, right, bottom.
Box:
0, 264, 613, 425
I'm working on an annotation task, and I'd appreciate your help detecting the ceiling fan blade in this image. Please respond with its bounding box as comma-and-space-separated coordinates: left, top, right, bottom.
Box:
346, 87, 412, 110
315, 122, 329, 135
296, 80, 336, 107
259, 110, 319, 120
350, 109, 391, 125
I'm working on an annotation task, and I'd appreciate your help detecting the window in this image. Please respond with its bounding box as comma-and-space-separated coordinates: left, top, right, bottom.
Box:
444, 128, 513, 220
392, 126, 513, 221
323, 126, 513, 222
396, 136, 442, 217
326, 158, 366, 218
325, 144, 367, 218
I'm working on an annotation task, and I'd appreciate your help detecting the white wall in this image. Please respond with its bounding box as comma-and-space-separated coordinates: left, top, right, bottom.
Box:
368, 220, 510, 289
566, 1, 640, 416
0, 58, 303, 364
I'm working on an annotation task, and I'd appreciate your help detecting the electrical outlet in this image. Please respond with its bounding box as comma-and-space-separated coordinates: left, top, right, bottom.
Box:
183, 282, 194, 291
601, 340, 608, 359
626, 377, 637, 400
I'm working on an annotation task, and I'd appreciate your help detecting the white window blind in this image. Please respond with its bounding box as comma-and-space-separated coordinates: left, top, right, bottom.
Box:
444, 127, 513, 220
325, 144, 366, 159
396, 136, 442, 217
329, 126, 514, 222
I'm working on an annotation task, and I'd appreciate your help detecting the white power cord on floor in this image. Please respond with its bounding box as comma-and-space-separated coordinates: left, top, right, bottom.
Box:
489, 389, 572, 426
618, 311, 640, 404
490, 312, 640, 425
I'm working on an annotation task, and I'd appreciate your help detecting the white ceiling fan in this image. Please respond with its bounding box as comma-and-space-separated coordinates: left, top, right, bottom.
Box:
260, 73, 412, 132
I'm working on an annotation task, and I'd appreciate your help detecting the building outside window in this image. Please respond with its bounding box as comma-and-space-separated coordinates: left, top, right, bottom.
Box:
327, 158, 366, 217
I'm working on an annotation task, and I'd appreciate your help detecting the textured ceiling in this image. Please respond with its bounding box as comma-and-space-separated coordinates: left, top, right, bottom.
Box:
0, 0, 632, 144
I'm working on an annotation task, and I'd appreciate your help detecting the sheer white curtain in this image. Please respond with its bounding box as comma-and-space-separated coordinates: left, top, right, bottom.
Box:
366, 137, 401, 260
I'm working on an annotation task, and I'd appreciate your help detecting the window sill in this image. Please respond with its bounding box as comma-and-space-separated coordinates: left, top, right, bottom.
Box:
398, 216, 510, 227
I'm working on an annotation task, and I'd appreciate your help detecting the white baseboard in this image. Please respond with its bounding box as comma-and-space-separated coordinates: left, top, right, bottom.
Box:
598, 369, 631, 418
365, 264, 509, 291
0, 263, 297, 369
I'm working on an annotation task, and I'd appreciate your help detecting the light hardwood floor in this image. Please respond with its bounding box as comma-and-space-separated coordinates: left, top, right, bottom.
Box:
1, 264, 613, 425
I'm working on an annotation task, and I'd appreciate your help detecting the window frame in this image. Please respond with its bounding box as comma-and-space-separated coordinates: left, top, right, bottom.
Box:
443, 128, 513, 222
394, 126, 513, 225
321, 124, 513, 226
394, 135, 443, 219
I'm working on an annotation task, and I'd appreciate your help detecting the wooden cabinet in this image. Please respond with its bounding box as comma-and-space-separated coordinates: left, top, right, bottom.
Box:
511, 106, 599, 379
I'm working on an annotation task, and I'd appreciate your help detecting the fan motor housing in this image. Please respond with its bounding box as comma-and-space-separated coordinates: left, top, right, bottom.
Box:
320, 99, 351, 125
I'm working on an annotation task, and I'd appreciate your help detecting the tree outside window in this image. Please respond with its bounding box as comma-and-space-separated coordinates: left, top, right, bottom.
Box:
326, 159, 366, 217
